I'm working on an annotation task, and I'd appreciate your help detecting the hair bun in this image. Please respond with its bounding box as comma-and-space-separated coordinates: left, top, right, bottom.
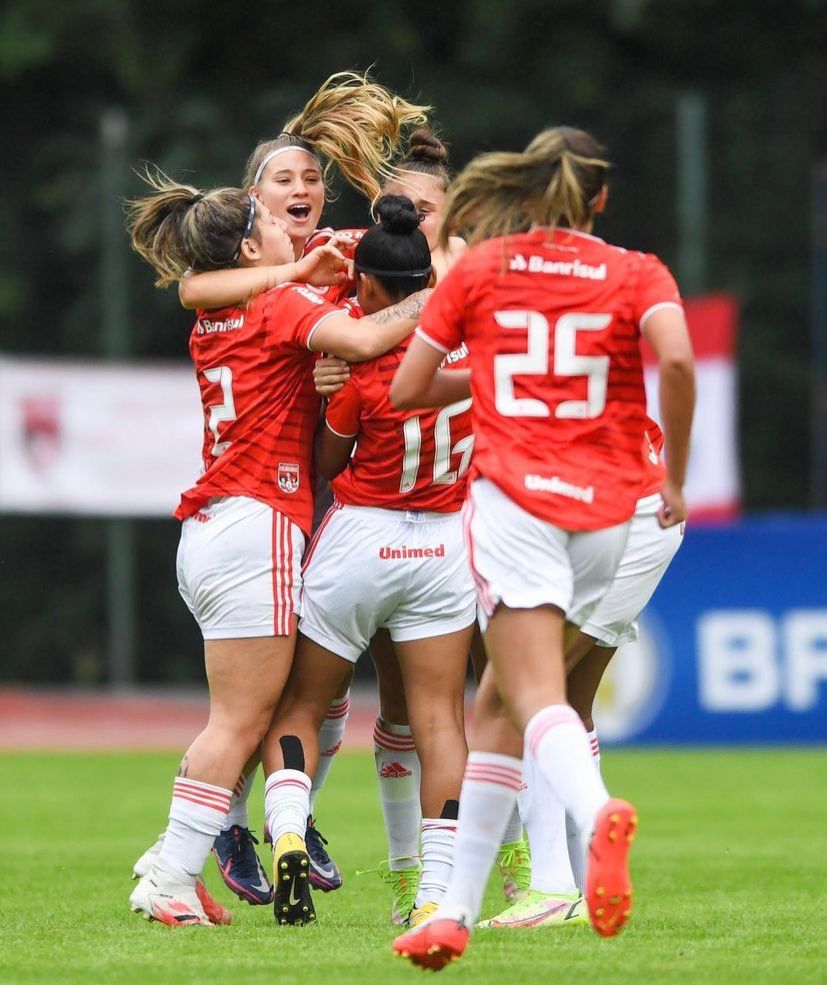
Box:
374, 194, 420, 235
408, 128, 448, 165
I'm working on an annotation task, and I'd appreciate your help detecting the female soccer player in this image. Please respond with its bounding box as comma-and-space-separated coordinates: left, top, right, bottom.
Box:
125, 176, 431, 928
259, 195, 476, 929
177, 71, 428, 311
389, 126, 695, 968
313, 129, 530, 921
168, 71, 429, 903
479, 419, 685, 929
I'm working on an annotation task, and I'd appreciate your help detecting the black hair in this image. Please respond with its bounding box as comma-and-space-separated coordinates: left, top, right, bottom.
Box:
354, 195, 432, 302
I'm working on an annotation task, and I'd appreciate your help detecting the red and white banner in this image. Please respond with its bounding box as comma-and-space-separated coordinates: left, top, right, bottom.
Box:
0, 356, 202, 516
0, 300, 740, 519
642, 294, 740, 521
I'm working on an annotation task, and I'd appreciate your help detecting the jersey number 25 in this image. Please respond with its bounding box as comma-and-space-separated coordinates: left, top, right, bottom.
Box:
494, 310, 611, 419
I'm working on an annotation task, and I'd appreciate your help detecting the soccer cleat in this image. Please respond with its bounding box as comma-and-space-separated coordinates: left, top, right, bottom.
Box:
213, 826, 273, 905
129, 856, 212, 928
393, 917, 470, 971
409, 901, 438, 928
496, 836, 532, 902
477, 889, 588, 929
272, 833, 316, 926
585, 798, 638, 938
132, 833, 165, 880
305, 816, 343, 892
133, 833, 231, 925
378, 861, 421, 926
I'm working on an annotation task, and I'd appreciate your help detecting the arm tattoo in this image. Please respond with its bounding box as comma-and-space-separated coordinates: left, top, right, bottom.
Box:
176, 755, 190, 778
368, 289, 429, 325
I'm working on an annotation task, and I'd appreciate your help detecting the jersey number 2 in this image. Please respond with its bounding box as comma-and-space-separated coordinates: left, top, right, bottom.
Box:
399, 399, 474, 494
493, 310, 611, 419
203, 366, 237, 456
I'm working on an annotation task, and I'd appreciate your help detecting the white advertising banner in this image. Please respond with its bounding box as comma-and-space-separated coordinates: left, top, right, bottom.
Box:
0, 356, 203, 516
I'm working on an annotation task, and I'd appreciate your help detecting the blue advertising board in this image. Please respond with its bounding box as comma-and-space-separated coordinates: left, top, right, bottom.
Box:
595, 516, 827, 744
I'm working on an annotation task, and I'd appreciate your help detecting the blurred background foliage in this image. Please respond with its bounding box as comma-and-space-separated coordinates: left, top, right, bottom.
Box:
2, 0, 826, 682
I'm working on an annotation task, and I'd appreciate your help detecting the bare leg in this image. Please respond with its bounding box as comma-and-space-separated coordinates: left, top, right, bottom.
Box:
394, 626, 472, 816
262, 634, 352, 779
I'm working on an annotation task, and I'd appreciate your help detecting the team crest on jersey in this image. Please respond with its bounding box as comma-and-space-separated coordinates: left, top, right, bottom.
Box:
278, 462, 300, 495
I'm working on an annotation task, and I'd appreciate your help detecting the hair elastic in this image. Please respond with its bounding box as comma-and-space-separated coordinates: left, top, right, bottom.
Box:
253, 145, 321, 186
354, 263, 432, 278
230, 194, 257, 263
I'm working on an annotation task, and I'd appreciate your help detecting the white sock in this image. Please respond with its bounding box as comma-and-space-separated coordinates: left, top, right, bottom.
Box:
373, 718, 421, 869
160, 777, 232, 876
437, 752, 522, 925
310, 692, 350, 811
224, 769, 255, 829
567, 728, 602, 891
264, 769, 311, 845
416, 818, 457, 907
587, 729, 601, 771
525, 705, 609, 855
526, 770, 577, 895
501, 804, 523, 845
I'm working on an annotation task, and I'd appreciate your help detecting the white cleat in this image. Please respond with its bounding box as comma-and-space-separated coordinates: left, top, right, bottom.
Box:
129, 856, 212, 928
132, 833, 165, 880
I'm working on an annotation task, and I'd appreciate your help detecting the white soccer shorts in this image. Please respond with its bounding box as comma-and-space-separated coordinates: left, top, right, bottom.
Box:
176, 495, 305, 640
463, 478, 630, 631
580, 492, 684, 647
299, 503, 476, 662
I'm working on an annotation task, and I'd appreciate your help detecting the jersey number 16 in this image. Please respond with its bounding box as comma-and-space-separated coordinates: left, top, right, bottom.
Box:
399, 399, 474, 494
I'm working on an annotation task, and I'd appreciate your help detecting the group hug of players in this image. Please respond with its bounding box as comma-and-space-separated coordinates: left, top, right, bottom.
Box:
126, 72, 694, 970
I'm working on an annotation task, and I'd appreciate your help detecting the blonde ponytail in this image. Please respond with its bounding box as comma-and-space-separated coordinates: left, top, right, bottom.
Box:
439, 127, 609, 249
245, 71, 430, 202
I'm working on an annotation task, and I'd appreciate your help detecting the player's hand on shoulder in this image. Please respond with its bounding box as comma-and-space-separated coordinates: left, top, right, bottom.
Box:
314, 356, 351, 397
658, 478, 687, 528
295, 243, 347, 288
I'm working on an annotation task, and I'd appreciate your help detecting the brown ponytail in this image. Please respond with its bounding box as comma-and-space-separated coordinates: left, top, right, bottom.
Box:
438, 126, 609, 249
126, 168, 256, 287
243, 71, 430, 202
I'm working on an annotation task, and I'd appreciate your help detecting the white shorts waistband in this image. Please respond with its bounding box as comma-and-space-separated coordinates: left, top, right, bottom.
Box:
337, 502, 462, 523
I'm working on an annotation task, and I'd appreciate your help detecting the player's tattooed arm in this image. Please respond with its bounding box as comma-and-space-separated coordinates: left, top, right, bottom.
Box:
176, 756, 190, 778
365, 290, 430, 326
310, 290, 433, 363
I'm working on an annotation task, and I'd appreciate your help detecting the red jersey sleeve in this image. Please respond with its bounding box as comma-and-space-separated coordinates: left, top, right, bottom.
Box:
416, 257, 468, 354
263, 284, 341, 350
634, 255, 683, 332
325, 378, 363, 438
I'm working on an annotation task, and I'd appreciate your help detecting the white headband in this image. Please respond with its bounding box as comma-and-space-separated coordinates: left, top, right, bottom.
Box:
253, 145, 321, 186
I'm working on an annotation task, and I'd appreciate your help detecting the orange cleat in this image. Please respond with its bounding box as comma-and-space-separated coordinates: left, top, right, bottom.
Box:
585, 798, 638, 938
392, 918, 470, 971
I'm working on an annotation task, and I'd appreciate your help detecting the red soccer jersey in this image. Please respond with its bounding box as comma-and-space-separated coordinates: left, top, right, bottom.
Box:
176, 282, 345, 535
640, 417, 666, 498
417, 228, 683, 530
325, 336, 473, 513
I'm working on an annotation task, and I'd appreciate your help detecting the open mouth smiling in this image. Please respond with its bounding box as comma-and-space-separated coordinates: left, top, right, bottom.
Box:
286, 204, 312, 223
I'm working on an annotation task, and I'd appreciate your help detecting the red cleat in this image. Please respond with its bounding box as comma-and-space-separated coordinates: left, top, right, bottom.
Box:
585, 798, 638, 938
196, 878, 232, 925
392, 918, 470, 971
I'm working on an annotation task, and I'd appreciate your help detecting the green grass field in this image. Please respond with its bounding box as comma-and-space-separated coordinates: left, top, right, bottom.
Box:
2, 749, 825, 985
